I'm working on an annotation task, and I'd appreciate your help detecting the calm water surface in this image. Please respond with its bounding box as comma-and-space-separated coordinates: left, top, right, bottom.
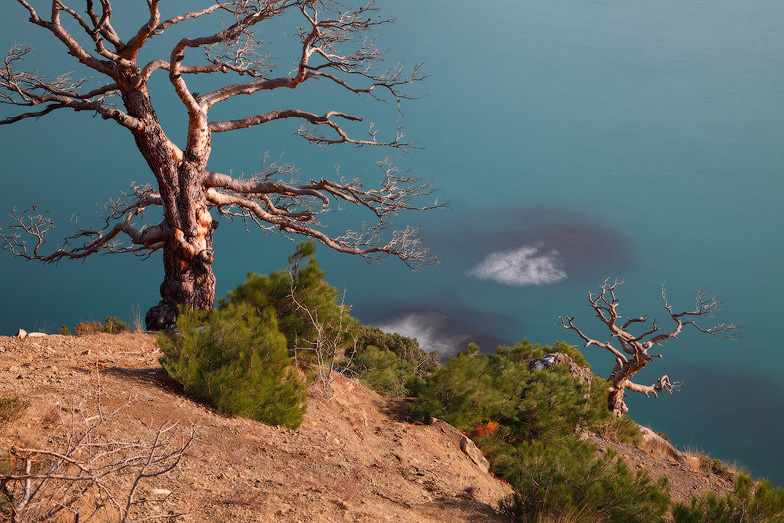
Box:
1, 0, 783, 484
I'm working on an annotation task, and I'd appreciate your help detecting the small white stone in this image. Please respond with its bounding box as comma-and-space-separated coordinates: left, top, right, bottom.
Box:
16, 329, 27, 339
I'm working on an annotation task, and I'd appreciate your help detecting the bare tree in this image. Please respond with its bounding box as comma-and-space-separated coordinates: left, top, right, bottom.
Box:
558, 279, 742, 417
0, 1, 443, 329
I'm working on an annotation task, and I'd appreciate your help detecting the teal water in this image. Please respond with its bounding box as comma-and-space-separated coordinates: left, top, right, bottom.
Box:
2, 1, 783, 484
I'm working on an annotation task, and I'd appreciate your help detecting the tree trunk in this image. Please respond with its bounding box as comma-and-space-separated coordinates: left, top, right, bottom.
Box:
118, 76, 217, 330
143, 164, 217, 330
145, 228, 216, 330
607, 384, 629, 417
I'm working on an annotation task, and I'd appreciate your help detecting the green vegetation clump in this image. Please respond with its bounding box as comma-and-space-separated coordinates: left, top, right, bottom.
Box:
102, 315, 127, 334
57, 325, 71, 336
407, 339, 664, 521
348, 325, 439, 396
73, 316, 127, 335
672, 473, 784, 523
409, 339, 636, 443
220, 241, 357, 367
0, 396, 27, 426
498, 440, 670, 523
158, 242, 354, 429
158, 302, 306, 429
700, 457, 735, 483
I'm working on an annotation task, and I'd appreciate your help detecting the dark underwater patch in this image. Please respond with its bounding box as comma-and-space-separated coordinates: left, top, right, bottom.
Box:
357, 297, 511, 357
432, 206, 637, 283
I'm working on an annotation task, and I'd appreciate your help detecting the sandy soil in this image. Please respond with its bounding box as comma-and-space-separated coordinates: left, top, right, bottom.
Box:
0, 332, 731, 521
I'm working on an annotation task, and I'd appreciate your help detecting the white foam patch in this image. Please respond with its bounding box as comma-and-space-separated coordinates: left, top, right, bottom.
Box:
468, 243, 567, 286
377, 313, 464, 357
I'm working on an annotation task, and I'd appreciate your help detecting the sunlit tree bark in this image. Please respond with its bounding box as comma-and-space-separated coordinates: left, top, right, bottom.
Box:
0, 0, 442, 329
558, 279, 742, 417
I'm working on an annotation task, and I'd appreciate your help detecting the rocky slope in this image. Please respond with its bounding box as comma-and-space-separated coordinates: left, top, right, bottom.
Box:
0, 333, 731, 521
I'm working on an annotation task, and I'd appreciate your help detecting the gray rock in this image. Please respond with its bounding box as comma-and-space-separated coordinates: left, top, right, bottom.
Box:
459, 434, 490, 473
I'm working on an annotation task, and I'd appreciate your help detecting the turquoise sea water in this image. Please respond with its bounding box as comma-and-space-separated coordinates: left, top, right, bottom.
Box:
1, 1, 783, 484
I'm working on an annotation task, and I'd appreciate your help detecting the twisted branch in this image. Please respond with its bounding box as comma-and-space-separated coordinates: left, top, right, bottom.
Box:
558, 279, 741, 416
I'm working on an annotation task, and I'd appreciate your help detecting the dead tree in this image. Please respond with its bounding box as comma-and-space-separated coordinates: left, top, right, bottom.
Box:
0, 1, 443, 329
558, 279, 741, 417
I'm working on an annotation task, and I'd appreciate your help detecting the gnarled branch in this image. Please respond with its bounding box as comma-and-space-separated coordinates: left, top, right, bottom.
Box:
559, 279, 740, 417
0, 185, 166, 263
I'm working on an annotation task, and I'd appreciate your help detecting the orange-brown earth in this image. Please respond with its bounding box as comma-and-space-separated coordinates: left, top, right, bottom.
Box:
0, 333, 731, 521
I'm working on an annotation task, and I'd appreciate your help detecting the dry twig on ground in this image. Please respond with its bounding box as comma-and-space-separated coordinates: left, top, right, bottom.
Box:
1, 381, 194, 523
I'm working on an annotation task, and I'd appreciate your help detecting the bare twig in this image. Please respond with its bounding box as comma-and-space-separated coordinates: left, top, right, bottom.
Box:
1, 385, 194, 522
288, 246, 357, 398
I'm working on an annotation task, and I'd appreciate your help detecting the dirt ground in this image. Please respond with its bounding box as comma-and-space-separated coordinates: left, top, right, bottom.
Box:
0, 332, 731, 521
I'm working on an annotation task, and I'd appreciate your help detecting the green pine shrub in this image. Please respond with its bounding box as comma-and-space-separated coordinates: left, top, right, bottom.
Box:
354, 325, 440, 373
408, 340, 622, 441
349, 344, 419, 396
158, 301, 306, 429
672, 473, 784, 523
699, 457, 735, 483
102, 316, 127, 334
347, 325, 440, 397
498, 439, 670, 523
407, 339, 660, 520
220, 241, 358, 366
57, 325, 71, 336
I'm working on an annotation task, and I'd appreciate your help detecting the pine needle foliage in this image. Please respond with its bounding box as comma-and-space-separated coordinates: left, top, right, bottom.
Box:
409, 340, 624, 440
672, 473, 784, 523
354, 325, 440, 373
348, 326, 440, 396
408, 339, 667, 521
158, 301, 306, 429
498, 440, 670, 523
219, 241, 358, 364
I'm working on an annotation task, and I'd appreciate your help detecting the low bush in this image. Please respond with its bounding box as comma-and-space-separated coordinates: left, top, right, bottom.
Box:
409, 340, 628, 441
73, 316, 128, 336
349, 345, 421, 396
699, 457, 735, 483
348, 326, 440, 396
354, 325, 440, 373
672, 473, 784, 523
220, 241, 357, 364
102, 315, 127, 334
74, 320, 103, 336
498, 439, 670, 522
0, 396, 27, 426
407, 339, 657, 520
158, 302, 306, 429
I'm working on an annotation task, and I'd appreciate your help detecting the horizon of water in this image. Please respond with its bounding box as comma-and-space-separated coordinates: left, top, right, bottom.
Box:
1, 1, 783, 485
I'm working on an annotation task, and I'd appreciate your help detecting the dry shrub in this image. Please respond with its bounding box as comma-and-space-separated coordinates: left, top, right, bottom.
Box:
1, 390, 194, 523
74, 321, 103, 336
473, 420, 499, 437
0, 397, 27, 426
217, 486, 265, 510
323, 472, 363, 504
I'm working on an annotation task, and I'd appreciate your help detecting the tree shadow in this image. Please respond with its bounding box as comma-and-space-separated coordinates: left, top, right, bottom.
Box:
101, 366, 184, 395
